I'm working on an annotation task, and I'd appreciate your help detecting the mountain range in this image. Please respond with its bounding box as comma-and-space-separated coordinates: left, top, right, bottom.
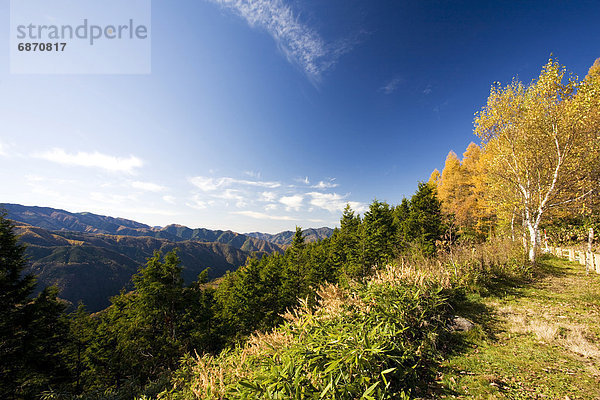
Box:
2, 204, 334, 311
245, 227, 334, 246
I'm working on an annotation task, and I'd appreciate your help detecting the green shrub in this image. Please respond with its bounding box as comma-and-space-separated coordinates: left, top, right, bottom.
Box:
163, 273, 448, 399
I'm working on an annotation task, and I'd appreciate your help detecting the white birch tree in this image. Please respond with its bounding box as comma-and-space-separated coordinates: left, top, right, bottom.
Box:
474, 58, 600, 263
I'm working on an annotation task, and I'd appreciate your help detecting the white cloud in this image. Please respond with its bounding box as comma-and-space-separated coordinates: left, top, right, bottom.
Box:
186, 195, 208, 210
215, 189, 245, 201
0, 141, 7, 156
209, 0, 354, 79
188, 176, 221, 191
244, 170, 261, 178
312, 179, 339, 189
265, 203, 278, 211
307, 192, 366, 213
132, 181, 167, 192
423, 84, 433, 95
34, 148, 143, 174
189, 176, 281, 191
90, 192, 138, 205
279, 194, 303, 211
260, 191, 277, 202
379, 76, 404, 95
295, 176, 310, 185
230, 177, 281, 188
162, 195, 176, 204
232, 210, 296, 221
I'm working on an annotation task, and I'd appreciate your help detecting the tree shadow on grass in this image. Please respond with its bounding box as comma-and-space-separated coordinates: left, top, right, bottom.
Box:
423, 256, 570, 398
534, 254, 570, 278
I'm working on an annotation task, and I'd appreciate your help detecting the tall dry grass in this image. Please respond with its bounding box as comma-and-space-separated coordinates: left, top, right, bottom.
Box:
163, 237, 526, 399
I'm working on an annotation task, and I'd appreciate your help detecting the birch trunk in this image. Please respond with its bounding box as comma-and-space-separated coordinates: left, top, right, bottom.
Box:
527, 221, 539, 264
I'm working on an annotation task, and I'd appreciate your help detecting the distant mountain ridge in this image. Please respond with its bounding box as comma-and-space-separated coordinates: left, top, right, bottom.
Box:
2, 203, 334, 311
14, 222, 251, 312
4, 204, 151, 234
3, 203, 283, 253
245, 227, 334, 246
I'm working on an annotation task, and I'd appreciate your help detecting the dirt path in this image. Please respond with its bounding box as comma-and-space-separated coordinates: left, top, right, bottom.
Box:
436, 256, 600, 399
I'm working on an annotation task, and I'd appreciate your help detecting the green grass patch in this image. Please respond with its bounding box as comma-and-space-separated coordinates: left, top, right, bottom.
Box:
434, 256, 600, 399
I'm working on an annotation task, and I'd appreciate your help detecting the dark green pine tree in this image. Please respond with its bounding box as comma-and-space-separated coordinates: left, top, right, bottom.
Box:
216, 257, 272, 340
85, 249, 193, 393
404, 182, 444, 256
67, 303, 95, 395
334, 204, 363, 278
362, 200, 396, 271
181, 269, 221, 354
394, 197, 411, 246
131, 250, 187, 374
290, 226, 306, 253
0, 211, 70, 398
21, 286, 71, 395
282, 226, 307, 304
0, 211, 37, 398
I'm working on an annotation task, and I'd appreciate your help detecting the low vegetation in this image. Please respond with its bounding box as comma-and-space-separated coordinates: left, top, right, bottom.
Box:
437, 255, 600, 399
157, 237, 530, 399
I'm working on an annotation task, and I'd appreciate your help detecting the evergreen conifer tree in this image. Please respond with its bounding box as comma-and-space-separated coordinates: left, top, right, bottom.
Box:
0, 211, 70, 398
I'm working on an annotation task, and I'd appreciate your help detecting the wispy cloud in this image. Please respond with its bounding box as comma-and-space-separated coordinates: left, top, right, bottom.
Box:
279, 194, 303, 211
0, 140, 7, 156
232, 210, 296, 221
260, 191, 277, 202
379, 76, 404, 95
423, 84, 433, 95
186, 195, 210, 210
90, 192, 138, 205
132, 181, 167, 192
162, 195, 176, 204
311, 179, 338, 189
185, 173, 365, 225
214, 189, 245, 201
189, 176, 281, 191
209, 0, 354, 79
307, 192, 366, 213
244, 170, 261, 178
433, 100, 449, 114
295, 176, 310, 185
33, 148, 143, 174
265, 203, 278, 211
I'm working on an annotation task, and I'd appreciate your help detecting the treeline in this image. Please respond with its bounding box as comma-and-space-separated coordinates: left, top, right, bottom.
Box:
0, 182, 447, 399
430, 58, 600, 261
216, 182, 444, 344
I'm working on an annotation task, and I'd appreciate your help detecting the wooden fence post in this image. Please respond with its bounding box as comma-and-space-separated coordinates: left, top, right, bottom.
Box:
588, 228, 594, 274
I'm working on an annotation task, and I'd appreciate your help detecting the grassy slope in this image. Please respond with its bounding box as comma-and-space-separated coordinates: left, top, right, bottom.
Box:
434, 255, 600, 399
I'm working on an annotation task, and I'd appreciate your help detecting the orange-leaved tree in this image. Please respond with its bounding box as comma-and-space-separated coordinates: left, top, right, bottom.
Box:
474, 58, 600, 263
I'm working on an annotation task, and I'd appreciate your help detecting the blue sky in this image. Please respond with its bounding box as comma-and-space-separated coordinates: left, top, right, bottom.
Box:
1, 0, 599, 233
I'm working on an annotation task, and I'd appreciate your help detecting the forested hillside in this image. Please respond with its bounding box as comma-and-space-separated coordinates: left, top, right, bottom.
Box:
4, 204, 284, 253
245, 227, 334, 246
4, 204, 291, 311
14, 223, 251, 311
